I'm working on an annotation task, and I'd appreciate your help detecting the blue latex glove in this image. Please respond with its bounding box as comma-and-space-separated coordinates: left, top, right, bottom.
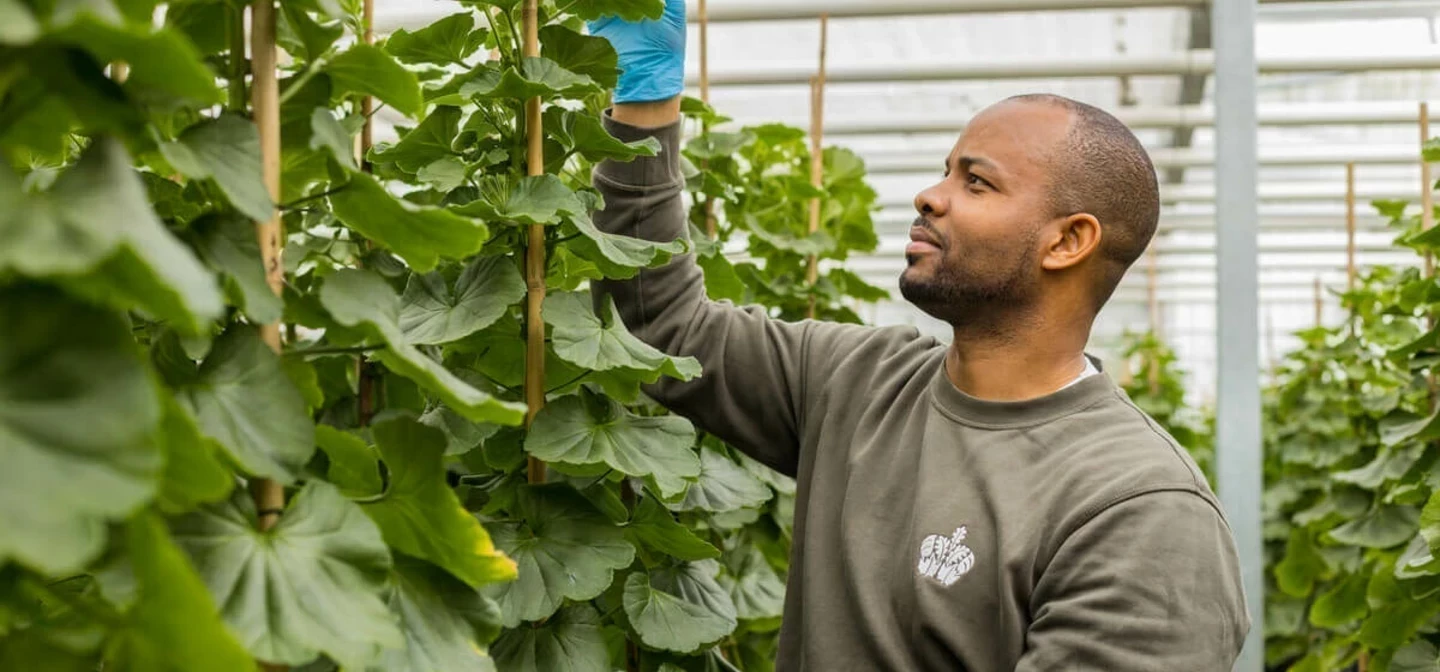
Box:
587, 0, 687, 104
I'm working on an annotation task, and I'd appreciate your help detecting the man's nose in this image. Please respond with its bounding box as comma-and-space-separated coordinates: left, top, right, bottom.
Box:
914, 184, 947, 218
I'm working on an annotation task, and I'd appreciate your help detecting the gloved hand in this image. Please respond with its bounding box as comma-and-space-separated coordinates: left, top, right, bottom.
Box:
587, 0, 687, 104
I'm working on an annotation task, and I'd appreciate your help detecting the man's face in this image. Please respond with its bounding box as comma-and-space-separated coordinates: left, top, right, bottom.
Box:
899, 101, 1073, 327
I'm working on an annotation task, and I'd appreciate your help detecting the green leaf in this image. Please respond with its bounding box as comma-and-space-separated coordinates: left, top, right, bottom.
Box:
155, 397, 234, 513
401, 256, 526, 345
1274, 529, 1326, 598
319, 269, 527, 425
568, 200, 688, 274
102, 514, 252, 672
279, 4, 343, 62
417, 157, 467, 191
160, 114, 274, 223
326, 44, 423, 116
539, 25, 618, 89
419, 403, 499, 456
47, 17, 221, 103
1308, 571, 1369, 628
369, 556, 502, 672
384, 13, 484, 65
569, 0, 667, 21
696, 244, 747, 303
720, 546, 786, 621
171, 481, 403, 669
623, 560, 738, 653
192, 214, 283, 325
525, 391, 700, 499
550, 108, 659, 162
316, 425, 383, 497
371, 106, 461, 173
1423, 489, 1440, 552
1334, 444, 1426, 489
329, 171, 489, 273
672, 444, 773, 513
1380, 408, 1440, 447
169, 326, 316, 483
626, 496, 721, 561
281, 357, 325, 411
544, 291, 700, 381
490, 604, 609, 672
0, 284, 161, 574
1393, 641, 1440, 672
686, 131, 755, 160
0, 138, 223, 334
483, 484, 635, 627
309, 108, 358, 171
362, 417, 518, 589
0, 0, 41, 44
452, 174, 585, 225
460, 58, 601, 102
1328, 504, 1420, 549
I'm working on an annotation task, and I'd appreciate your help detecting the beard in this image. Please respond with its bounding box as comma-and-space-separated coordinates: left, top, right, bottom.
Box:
899, 227, 1039, 333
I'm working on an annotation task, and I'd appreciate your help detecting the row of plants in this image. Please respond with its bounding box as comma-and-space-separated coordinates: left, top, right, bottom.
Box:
1262, 193, 1440, 671
0, 0, 889, 668
1116, 330, 1217, 487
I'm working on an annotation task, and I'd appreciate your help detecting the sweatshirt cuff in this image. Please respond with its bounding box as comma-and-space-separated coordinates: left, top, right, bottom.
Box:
599, 109, 684, 187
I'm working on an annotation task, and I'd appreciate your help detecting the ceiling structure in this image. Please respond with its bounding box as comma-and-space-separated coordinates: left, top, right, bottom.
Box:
373, 0, 1440, 400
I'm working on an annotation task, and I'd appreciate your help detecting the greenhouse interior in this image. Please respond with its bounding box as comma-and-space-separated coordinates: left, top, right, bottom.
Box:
7, 0, 1440, 670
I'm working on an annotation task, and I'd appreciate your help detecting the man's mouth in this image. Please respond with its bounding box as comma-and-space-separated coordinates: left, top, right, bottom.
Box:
907, 221, 943, 256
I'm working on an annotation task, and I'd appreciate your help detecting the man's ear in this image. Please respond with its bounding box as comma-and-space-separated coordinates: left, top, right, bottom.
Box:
1041, 213, 1102, 271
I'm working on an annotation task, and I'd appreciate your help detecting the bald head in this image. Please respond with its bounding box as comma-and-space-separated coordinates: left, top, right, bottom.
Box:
1004, 94, 1160, 309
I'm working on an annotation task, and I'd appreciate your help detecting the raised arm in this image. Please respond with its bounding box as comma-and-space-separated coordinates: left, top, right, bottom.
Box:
586, 1, 866, 475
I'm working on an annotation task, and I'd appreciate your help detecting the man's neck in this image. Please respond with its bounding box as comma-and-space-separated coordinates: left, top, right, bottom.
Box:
944, 323, 1091, 402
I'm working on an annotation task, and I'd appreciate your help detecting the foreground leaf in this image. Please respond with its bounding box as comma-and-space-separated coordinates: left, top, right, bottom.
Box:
155, 397, 234, 513
319, 269, 527, 425
401, 256, 525, 345
47, 16, 220, 103
384, 13, 484, 66
545, 291, 700, 381
326, 44, 423, 116
369, 556, 502, 672
171, 481, 403, 669
192, 213, 283, 325
1393, 641, 1440, 672
159, 115, 273, 223
490, 604, 609, 672
484, 484, 634, 627
0, 284, 161, 574
0, 138, 223, 333
330, 171, 489, 273
626, 496, 721, 561
103, 514, 251, 672
169, 326, 315, 483
672, 444, 773, 513
623, 560, 738, 652
362, 417, 518, 588
525, 391, 699, 499
461, 57, 601, 102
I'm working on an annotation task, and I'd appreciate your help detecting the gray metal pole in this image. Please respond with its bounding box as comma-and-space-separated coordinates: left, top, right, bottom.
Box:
1212, 0, 1264, 669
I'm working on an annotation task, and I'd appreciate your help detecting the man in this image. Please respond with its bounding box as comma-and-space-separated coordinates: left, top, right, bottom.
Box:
589, 3, 1250, 670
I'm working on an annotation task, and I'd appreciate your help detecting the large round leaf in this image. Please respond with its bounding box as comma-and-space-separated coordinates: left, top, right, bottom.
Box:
154, 397, 234, 513
460, 58, 601, 102
450, 174, 586, 226
318, 269, 526, 425
384, 13, 485, 66
168, 326, 316, 483
169, 481, 403, 669
626, 496, 720, 562
360, 417, 518, 589
400, 256, 525, 345
671, 444, 772, 514
1328, 504, 1419, 549
370, 106, 461, 173
1393, 641, 1440, 672
1307, 571, 1368, 628
191, 213, 283, 325
0, 138, 223, 334
368, 556, 502, 672
483, 484, 634, 627
0, 284, 161, 574
1273, 529, 1326, 598
525, 391, 699, 499
719, 546, 786, 622
325, 44, 422, 116
544, 291, 699, 382
623, 560, 738, 653
158, 115, 273, 224
490, 604, 609, 672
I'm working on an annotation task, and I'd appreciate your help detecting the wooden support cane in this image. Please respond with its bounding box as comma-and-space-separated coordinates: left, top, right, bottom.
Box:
1314, 277, 1323, 329
806, 14, 828, 319
1346, 162, 1357, 293
523, 0, 547, 484
1423, 103, 1435, 278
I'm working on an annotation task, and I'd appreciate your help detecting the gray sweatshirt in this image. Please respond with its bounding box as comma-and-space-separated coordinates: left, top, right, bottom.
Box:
592, 113, 1250, 671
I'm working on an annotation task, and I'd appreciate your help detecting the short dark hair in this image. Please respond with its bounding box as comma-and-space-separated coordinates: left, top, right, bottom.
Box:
1005, 94, 1160, 310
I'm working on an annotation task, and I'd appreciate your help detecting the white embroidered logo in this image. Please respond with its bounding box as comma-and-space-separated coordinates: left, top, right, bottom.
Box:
917, 526, 975, 587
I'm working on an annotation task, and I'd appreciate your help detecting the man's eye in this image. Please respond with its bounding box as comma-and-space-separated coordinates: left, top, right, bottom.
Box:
966, 174, 987, 188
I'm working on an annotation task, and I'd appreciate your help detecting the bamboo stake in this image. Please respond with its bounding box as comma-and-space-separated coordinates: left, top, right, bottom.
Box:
355, 0, 378, 427
805, 14, 828, 319
1347, 162, 1357, 292
523, 0, 547, 485
1314, 277, 1323, 328
360, 0, 375, 168
1146, 243, 1160, 394
699, 0, 717, 239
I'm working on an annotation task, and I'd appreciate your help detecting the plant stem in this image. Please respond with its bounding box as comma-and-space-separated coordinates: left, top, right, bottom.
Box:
276, 57, 325, 108
522, 0, 547, 486
285, 344, 383, 357
545, 370, 590, 394
279, 182, 352, 211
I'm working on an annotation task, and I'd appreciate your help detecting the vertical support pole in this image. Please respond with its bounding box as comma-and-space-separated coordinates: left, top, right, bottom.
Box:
1346, 162, 1357, 293
1424, 103, 1435, 279
523, 0, 547, 485
1212, 1, 1262, 669
806, 13, 828, 320
699, 0, 717, 240
360, 0, 375, 169
1146, 243, 1160, 394
1314, 277, 1323, 328
250, 0, 286, 542
356, 0, 377, 427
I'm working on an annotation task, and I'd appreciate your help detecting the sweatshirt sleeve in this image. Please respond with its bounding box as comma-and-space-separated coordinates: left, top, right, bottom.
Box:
589, 111, 868, 477
1015, 490, 1251, 672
